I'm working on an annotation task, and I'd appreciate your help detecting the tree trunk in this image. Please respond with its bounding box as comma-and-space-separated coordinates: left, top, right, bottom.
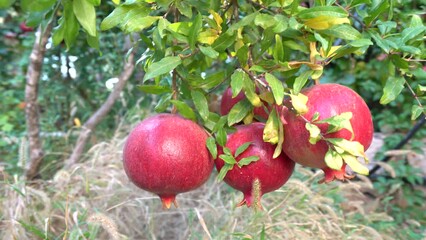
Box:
25, 24, 53, 180
65, 47, 136, 167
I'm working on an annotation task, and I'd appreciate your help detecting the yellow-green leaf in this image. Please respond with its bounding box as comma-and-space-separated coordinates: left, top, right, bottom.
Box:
198, 29, 219, 45
273, 121, 285, 159
317, 112, 354, 139
327, 138, 368, 161
324, 148, 343, 170
305, 123, 321, 144
341, 153, 369, 175
263, 108, 280, 144
73, 0, 97, 36
290, 93, 309, 115
305, 16, 350, 30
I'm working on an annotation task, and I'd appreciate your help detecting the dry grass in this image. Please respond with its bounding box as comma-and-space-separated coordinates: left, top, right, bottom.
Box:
0, 120, 407, 240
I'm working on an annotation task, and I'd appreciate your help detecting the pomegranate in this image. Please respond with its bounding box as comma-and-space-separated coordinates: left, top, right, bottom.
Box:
215, 123, 295, 208
220, 87, 269, 120
123, 114, 214, 209
282, 83, 373, 182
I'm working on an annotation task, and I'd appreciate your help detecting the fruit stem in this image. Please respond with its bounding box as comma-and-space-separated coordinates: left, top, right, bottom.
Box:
159, 194, 178, 209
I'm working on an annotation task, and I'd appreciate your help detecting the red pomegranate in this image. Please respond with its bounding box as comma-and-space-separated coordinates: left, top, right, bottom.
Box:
215, 123, 295, 208
282, 84, 373, 182
220, 87, 269, 120
123, 114, 214, 209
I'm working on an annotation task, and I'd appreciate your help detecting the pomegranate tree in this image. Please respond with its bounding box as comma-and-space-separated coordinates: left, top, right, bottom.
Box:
215, 122, 295, 209
123, 114, 214, 209
282, 83, 373, 183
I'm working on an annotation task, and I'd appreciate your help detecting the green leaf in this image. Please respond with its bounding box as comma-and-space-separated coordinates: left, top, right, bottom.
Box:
61, 1, 80, 49
212, 32, 236, 51
297, 6, 348, 19
219, 154, 237, 165
212, 116, 227, 133
364, 0, 390, 26
273, 34, 284, 62
349, 39, 373, 47
199, 45, 219, 58
101, 5, 127, 31
238, 156, 260, 167
176, 0, 192, 18
143, 56, 182, 81
191, 90, 209, 121
87, 34, 100, 50
319, 24, 361, 40
317, 112, 354, 138
380, 76, 405, 104
125, 16, 160, 32
273, 122, 284, 159
217, 163, 233, 181
418, 84, 426, 92
154, 93, 172, 112
235, 142, 252, 158
311, 112, 320, 122
293, 70, 313, 95
290, 93, 309, 115
227, 12, 259, 32
189, 13, 202, 49
399, 26, 426, 45
368, 30, 391, 53
227, 100, 252, 126
230, 69, 246, 97
341, 153, 369, 175
21, 0, 55, 12
305, 123, 321, 144
169, 100, 196, 121
242, 74, 262, 107
255, 13, 277, 29
265, 73, 284, 105
87, 0, 100, 6
216, 128, 227, 147
73, 0, 97, 36
0, 0, 15, 9
138, 85, 172, 94
411, 105, 423, 120
324, 148, 343, 170
263, 108, 280, 144
206, 137, 218, 159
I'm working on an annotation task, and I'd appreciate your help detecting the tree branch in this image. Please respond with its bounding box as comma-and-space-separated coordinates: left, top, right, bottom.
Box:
25, 24, 53, 180
64, 41, 136, 167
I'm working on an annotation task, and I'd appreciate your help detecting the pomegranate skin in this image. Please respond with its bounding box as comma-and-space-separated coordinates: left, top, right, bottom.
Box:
220, 87, 269, 120
123, 114, 214, 208
282, 84, 373, 182
215, 123, 295, 208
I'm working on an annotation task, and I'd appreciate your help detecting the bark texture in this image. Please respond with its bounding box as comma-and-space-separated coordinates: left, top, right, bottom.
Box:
25, 25, 53, 180
65, 47, 136, 167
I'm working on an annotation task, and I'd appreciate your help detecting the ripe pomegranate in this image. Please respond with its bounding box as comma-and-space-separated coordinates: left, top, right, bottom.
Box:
215, 123, 295, 208
123, 114, 214, 209
220, 87, 269, 120
282, 83, 373, 183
